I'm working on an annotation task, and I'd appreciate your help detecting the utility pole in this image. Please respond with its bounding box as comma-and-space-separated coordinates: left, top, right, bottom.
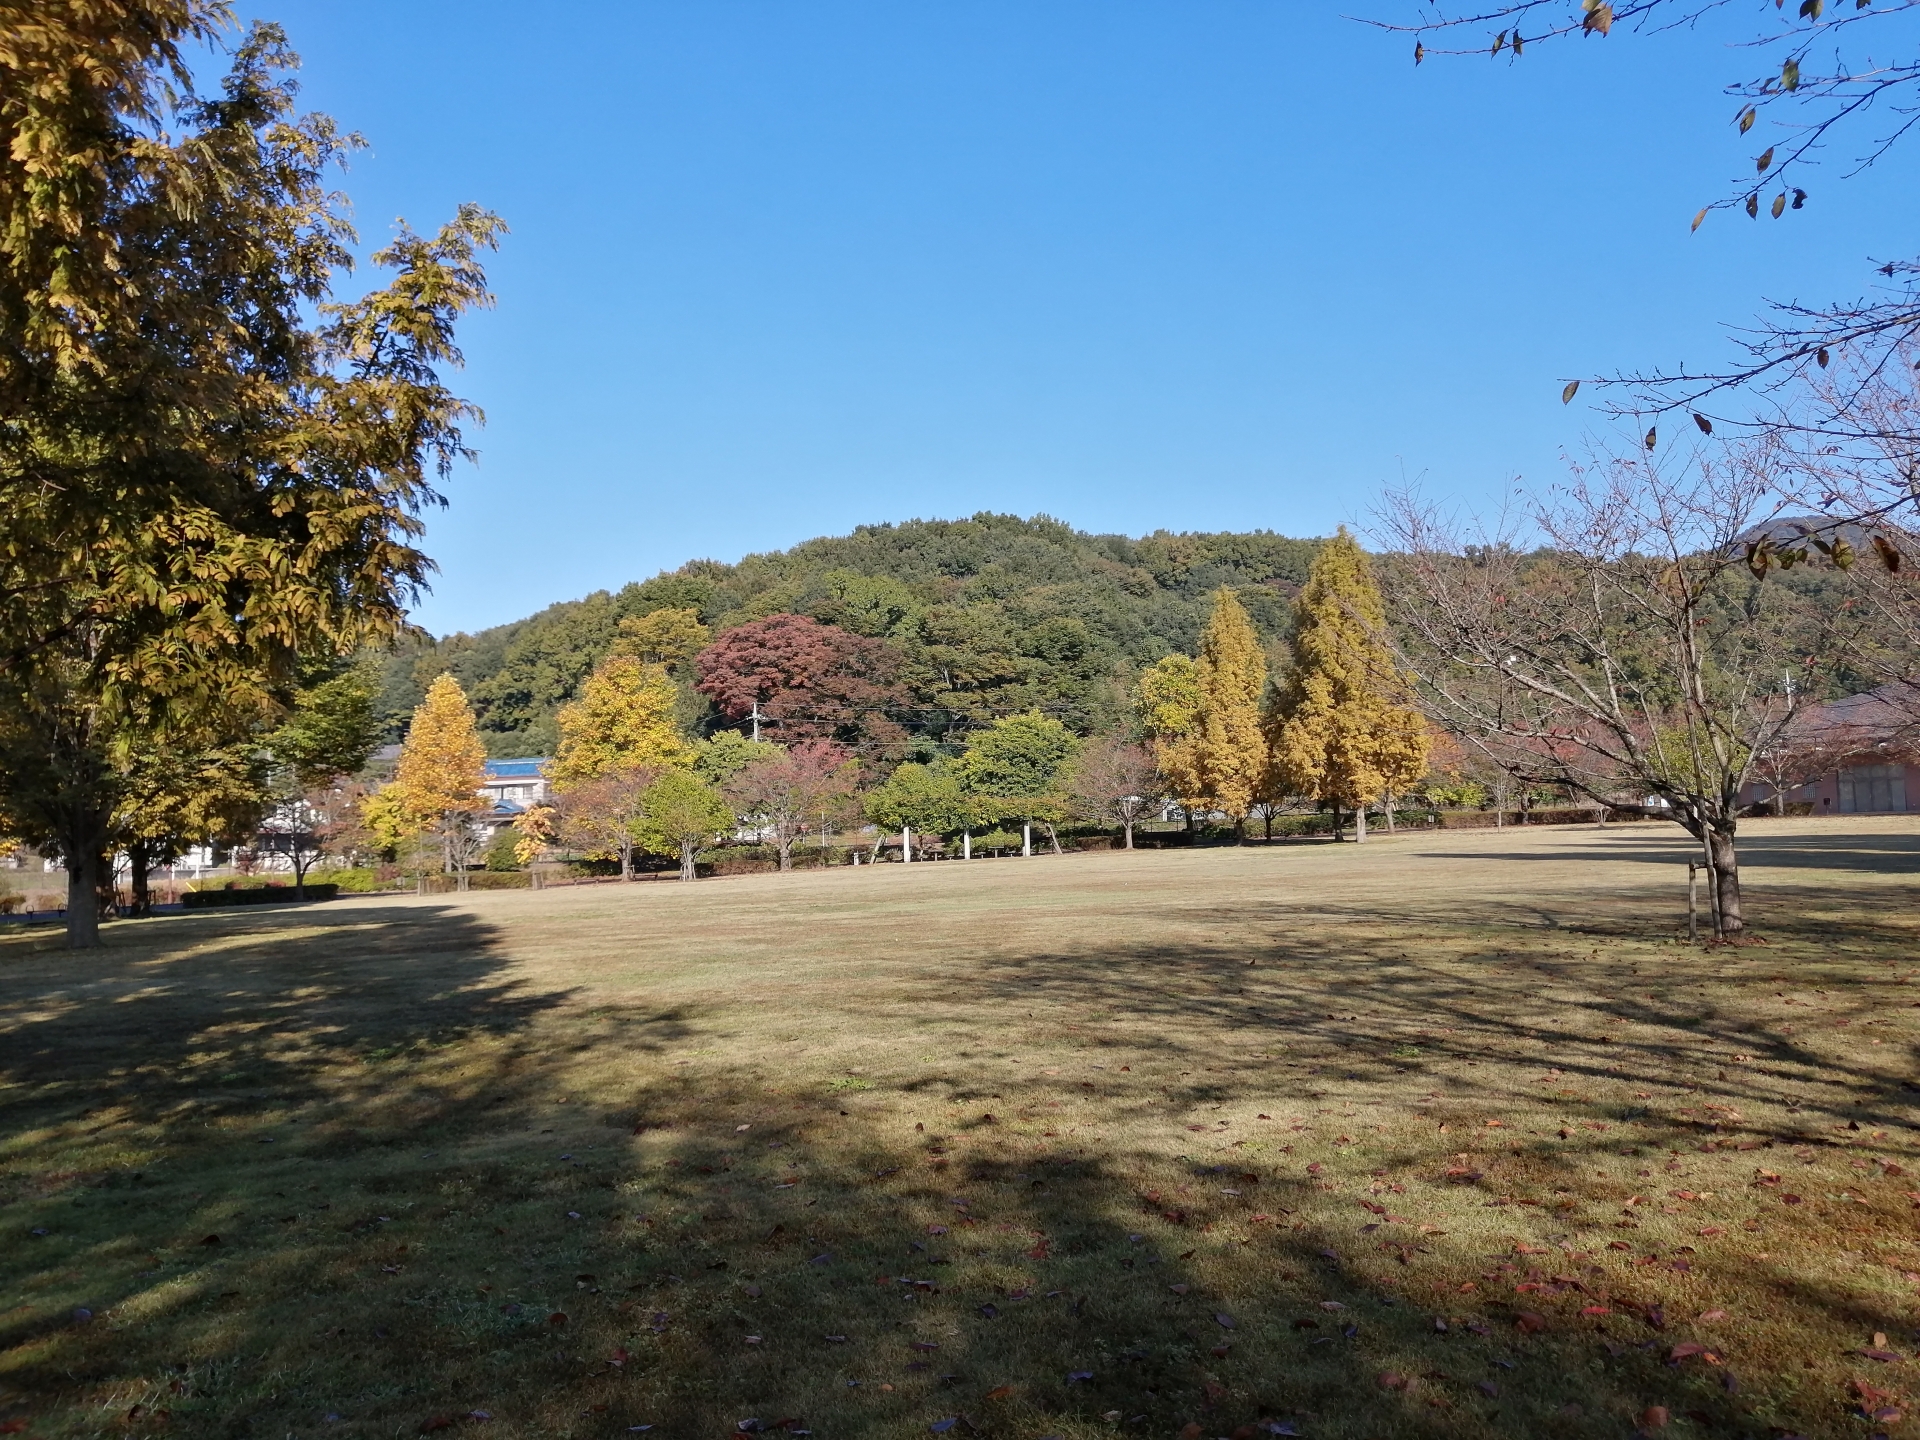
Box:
750, 701, 761, 743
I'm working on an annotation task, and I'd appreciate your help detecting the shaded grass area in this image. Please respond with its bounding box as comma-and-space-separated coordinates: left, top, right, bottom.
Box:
2, 818, 1919, 1439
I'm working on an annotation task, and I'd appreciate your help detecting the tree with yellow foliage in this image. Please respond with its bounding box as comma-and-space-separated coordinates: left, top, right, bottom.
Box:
1190, 588, 1268, 840
548, 656, 691, 788
1267, 529, 1428, 843
611, 608, 710, 672
387, 674, 489, 883
1135, 654, 1204, 826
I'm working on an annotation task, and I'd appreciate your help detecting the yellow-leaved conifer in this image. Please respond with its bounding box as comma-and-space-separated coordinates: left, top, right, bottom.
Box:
1191, 588, 1268, 839
389, 673, 488, 877
549, 655, 691, 789
1268, 528, 1428, 843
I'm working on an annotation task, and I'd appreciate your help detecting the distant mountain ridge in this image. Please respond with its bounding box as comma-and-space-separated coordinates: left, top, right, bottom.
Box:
376, 513, 1325, 756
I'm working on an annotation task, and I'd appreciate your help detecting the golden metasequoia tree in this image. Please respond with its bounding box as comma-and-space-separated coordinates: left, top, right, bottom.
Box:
1267, 529, 1428, 843
548, 656, 691, 788
389, 674, 489, 878
1190, 588, 1268, 839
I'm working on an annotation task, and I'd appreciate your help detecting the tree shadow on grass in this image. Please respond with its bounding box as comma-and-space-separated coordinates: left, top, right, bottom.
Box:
1415, 824, 1920, 875
0, 885, 1910, 1437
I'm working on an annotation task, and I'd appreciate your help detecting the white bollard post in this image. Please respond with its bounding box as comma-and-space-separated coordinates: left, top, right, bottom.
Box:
903, 825, 913, 863
1022, 823, 1032, 857
962, 831, 971, 860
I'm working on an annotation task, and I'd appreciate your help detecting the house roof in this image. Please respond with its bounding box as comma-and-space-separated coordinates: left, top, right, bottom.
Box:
484, 758, 548, 779
1789, 683, 1918, 757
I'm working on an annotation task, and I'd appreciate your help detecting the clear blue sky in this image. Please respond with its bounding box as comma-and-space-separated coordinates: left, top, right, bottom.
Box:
231, 1, 1917, 635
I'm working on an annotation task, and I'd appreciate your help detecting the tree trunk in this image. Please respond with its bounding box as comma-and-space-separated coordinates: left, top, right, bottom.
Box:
1263, 810, 1273, 842
620, 837, 633, 880
130, 840, 152, 918
679, 839, 698, 881
1184, 807, 1195, 838
777, 832, 793, 871
1043, 822, 1062, 855
1122, 821, 1133, 850
1330, 802, 1343, 842
1385, 791, 1396, 834
292, 845, 310, 900
1233, 815, 1246, 845
1355, 804, 1368, 845
1709, 827, 1743, 934
64, 844, 104, 949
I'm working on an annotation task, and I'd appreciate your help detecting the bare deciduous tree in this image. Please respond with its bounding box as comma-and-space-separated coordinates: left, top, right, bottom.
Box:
1377, 444, 1837, 935
553, 768, 659, 880
1067, 735, 1164, 849
725, 741, 858, 871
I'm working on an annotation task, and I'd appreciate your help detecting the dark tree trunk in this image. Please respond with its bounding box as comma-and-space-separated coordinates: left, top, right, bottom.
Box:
1264, 810, 1274, 842
777, 832, 793, 871
64, 844, 104, 948
1330, 803, 1344, 842
129, 840, 152, 917
1233, 816, 1246, 845
620, 837, 633, 880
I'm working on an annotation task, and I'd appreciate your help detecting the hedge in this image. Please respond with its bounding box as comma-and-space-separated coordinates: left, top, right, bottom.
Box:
181, 883, 337, 909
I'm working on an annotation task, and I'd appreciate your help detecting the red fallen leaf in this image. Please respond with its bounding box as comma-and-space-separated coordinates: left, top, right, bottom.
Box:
608, 1347, 629, 1367
1516, 1311, 1547, 1333
1885, 1163, 1906, 1178
1377, 1371, 1415, 1391
1781, 1194, 1803, 1205
1027, 1241, 1050, 1260
984, 1386, 1013, 1401
1670, 1343, 1705, 1361
548, 1312, 567, 1327
1179, 1426, 1204, 1439
1581, 1306, 1612, 1316
1697, 1227, 1725, 1237
1639, 1404, 1670, 1430
1607, 1241, 1632, 1251
1861, 1348, 1902, 1362
1250, 1213, 1271, 1223
1699, 1309, 1727, 1322
1514, 1242, 1547, 1254
1306, 1162, 1324, 1175
0, 1424, 27, 1435
1359, 1200, 1386, 1215
419, 1417, 457, 1434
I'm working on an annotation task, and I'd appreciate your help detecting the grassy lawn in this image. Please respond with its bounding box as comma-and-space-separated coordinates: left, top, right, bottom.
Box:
3, 817, 1919, 1440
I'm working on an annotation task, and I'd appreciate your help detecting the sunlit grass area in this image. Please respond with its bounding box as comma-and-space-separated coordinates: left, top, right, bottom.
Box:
3, 817, 1919, 1439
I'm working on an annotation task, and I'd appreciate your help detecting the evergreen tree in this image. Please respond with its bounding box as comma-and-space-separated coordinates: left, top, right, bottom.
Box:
389, 674, 488, 882
548, 656, 691, 787
1268, 529, 1428, 843
1190, 588, 1268, 840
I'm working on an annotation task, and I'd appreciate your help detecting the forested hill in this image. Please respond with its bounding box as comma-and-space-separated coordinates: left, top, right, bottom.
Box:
376, 514, 1324, 756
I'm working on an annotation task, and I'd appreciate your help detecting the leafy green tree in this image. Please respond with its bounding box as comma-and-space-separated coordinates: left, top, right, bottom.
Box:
612, 608, 710, 671
0, 16, 501, 945
863, 761, 970, 858
955, 711, 1080, 853
1268, 529, 1430, 844
634, 770, 734, 881
694, 731, 780, 788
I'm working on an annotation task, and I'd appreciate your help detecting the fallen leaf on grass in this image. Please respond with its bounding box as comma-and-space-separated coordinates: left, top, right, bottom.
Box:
1214, 1313, 1236, 1329
1516, 1311, 1547, 1333
983, 1386, 1012, 1401
929, 1422, 957, 1434
1378, 1371, 1415, 1391
1581, 1306, 1612, 1316
1698, 1310, 1727, 1322
1066, 1371, 1094, 1383
1638, 1404, 1669, 1430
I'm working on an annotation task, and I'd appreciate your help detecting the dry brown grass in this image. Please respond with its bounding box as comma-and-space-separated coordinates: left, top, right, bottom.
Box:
3, 816, 1919, 1440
